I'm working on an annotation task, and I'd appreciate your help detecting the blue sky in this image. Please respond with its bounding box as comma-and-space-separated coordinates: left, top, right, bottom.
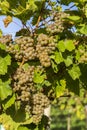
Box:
0, 16, 23, 38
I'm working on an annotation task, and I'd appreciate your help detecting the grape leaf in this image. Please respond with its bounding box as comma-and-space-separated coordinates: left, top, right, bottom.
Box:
0, 54, 11, 75
0, 29, 2, 37
75, 50, 81, 61
42, 80, 51, 87
57, 40, 66, 52
0, 43, 6, 50
55, 80, 66, 98
26, 0, 37, 11
4, 54, 11, 65
3, 94, 15, 110
0, 0, 10, 14
17, 126, 29, 130
33, 70, 46, 84
68, 65, 81, 80
0, 113, 19, 130
57, 40, 75, 52
64, 55, 73, 67
78, 24, 87, 34
0, 79, 12, 100
51, 51, 63, 64
67, 16, 81, 21
51, 60, 59, 73
65, 40, 75, 52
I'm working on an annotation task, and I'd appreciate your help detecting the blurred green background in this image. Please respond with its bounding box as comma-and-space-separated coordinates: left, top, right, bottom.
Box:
50, 104, 86, 130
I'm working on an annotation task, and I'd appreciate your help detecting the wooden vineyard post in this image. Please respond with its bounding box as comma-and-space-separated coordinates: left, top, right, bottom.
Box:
67, 114, 71, 130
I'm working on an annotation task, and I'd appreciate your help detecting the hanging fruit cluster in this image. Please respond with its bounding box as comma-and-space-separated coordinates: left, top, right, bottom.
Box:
3, 34, 56, 67
0, 10, 70, 125
46, 12, 69, 34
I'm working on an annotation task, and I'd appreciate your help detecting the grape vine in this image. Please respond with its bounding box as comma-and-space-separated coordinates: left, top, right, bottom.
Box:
0, 0, 87, 130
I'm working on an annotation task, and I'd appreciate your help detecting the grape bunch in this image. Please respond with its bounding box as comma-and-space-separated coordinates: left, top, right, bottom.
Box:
12, 65, 50, 124
12, 66, 35, 102
0, 34, 56, 68
36, 33, 56, 67
46, 12, 69, 34
0, 35, 12, 44
6, 36, 36, 61
79, 52, 87, 63
31, 93, 50, 124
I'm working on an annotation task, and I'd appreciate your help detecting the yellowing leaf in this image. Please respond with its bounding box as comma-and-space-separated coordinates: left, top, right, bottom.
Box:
55, 80, 66, 98
60, 104, 65, 110
0, 0, 10, 13
3, 16, 12, 27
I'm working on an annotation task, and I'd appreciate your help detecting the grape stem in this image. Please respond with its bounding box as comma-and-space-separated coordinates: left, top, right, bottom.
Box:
20, 57, 25, 68
35, 15, 41, 28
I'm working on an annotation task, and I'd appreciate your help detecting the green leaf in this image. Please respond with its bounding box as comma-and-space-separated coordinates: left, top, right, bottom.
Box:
0, 113, 19, 130
26, 0, 37, 11
51, 51, 63, 64
57, 40, 75, 52
75, 50, 81, 61
3, 94, 15, 110
65, 40, 75, 52
68, 65, 81, 80
11, 5, 25, 16
64, 56, 73, 67
0, 43, 6, 50
65, 73, 80, 95
79, 64, 87, 88
14, 44, 20, 51
17, 126, 29, 130
0, 79, 12, 100
43, 80, 51, 86
0, 29, 2, 37
0, 0, 10, 14
67, 15, 81, 21
4, 54, 11, 65
33, 70, 46, 84
78, 24, 87, 34
22, 63, 29, 70
55, 80, 66, 98
0, 54, 11, 75
57, 40, 66, 52
51, 60, 59, 73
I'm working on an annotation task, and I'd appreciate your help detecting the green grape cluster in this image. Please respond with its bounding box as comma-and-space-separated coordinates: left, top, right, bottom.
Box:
12, 66, 35, 101
46, 12, 69, 34
0, 35, 12, 44
31, 93, 50, 124
36, 33, 56, 67
6, 36, 36, 61
80, 52, 87, 63
12, 65, 50, 124
5, 35, 56, 68
0, 34, 56, 124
